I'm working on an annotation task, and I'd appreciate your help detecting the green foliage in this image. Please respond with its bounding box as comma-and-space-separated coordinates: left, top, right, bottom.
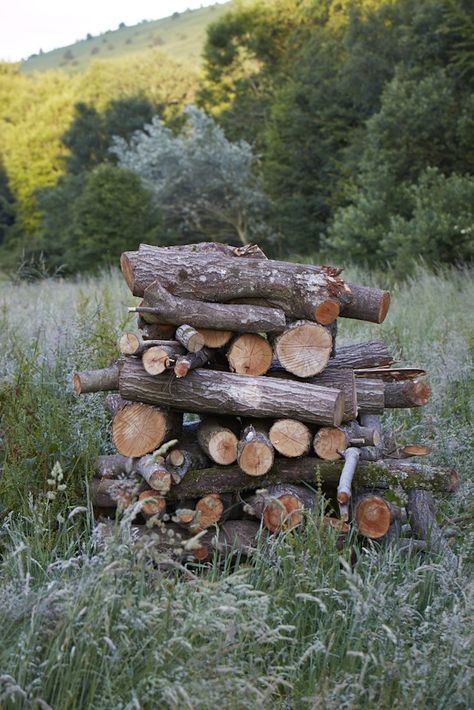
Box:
114, 105, 273, 246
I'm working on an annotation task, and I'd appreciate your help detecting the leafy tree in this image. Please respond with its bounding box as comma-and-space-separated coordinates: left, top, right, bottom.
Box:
0, 162, 16, 246
113, 106, 273, 246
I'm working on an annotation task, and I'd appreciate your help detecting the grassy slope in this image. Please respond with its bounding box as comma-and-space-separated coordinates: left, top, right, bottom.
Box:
22, 3, 232, 73
0, 266, 473, 708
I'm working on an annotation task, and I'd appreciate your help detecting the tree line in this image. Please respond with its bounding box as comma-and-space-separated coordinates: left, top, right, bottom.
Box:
1, 0, 473, 276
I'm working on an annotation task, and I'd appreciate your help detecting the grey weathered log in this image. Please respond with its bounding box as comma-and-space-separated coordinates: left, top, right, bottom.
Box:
358, 414, 384, 461
174, 348, 214, 378
95, 454, 133, 479
340, 283, 391, 323
342, 421, 381, 447
407, 490, 458, 568
175, 324, 205, 353
121, 248, 351, 323
337, 447, 360, 519
356, 379, 386, 414
73, 363, 120, 394
330, 341, 393, 370
140, 279, 287, 333
119, 358, 345, 426
167, 458, 460, 500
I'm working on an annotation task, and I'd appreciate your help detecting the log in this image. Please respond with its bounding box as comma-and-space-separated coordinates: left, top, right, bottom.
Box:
192, 329, 231, 348
227, 333, 273, 376
330, 340, 393, 370
135, 454, 172, 494
166, 423, 210, 482
111, 396, 182, 458
90, 478, 140, 509
358, 414, 384, 461
313, 427, 349, 461
142, 343, 185, 375
406, 490, 458, 567
140, 279, 287, 333
174, 324, 205, 353
139, 321, 176, 340
342, 421, 381, 447
174, 348, 213, 378
268, 419, 312, 458
341, 283, 391, 323
245, 484, 315, 532
273, 321, 332, 377
337, 447, 360, 514
119, 358, 345, 426
237, 422, 274, 476
73, 363, 119, 394
193, 493, 225, 531
353, 493, 392, 539
138, 490, 167, 518
121, 248, 351, 323
354, 367, 427, 381
384, 380, 432, 408
398, 444, 432, 457
95, 453, 132, 479
355, 379, 386, 414
118, 333, 178, 356
167, 458, 459, 500
197, 418, 239, 465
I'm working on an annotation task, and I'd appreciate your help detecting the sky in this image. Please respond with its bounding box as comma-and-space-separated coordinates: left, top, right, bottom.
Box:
0, 0, 229, 62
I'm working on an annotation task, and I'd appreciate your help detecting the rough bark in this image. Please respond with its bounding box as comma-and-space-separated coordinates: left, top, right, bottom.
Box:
95, 453, 133, 479
118, 333, 178, 356
166, 423, 210, 482
237, 422, 274, 476
313, 427, 349, 461
269, 419, 312, 458
135, 454, 172, 494
407, 489, 458, 568
73, 363, 120, 394
330, 341, 393, 370
273, 321, 333, 377
90, 477, 140, 508
140, 279, 287, 333
167, 458, 459, 500
354, 367, 427, 381
175, 324, 205, 353
139, 321, 176, 340
174, 348, 214, 378
341, 283, 391, 323
227, 333, 273, 376
356, 379, 386, 414
342, 421, 381, 447
119, 358, 345, 426
384, 380, 432, 408
197, 417, 239, 465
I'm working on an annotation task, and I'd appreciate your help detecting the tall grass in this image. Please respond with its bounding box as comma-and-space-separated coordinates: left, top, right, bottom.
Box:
0, 266, 473, 708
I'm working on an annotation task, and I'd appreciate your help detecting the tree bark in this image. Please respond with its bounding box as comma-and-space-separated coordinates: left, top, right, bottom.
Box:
121, 248, 351, 322
342, 421, 381, 447
237, 422, 274, 476
95, 453, 132, 479
175, 324, 205, 353
90, 477, 140, 508
268, 419, 312, 458
118, 333, 178, 356
273, 321, 333, 377
407, 489, 458, 568
197, 417, 239, 465
384, 380, 432, 408
357, 414, 384, 461
341, 283, 391, 323
73, 363, 120, 394
227, 333, 273, 376
140, 279, 287, 333
167, 458, 459, 500
330, 340, 393, 370
174, 348, 214, 378
135, 454, 172, 494
119, 357, 345, 426
355, 379, 386, 414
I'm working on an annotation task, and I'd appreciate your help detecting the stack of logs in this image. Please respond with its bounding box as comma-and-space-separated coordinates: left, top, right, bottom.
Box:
74, 243, 459, 567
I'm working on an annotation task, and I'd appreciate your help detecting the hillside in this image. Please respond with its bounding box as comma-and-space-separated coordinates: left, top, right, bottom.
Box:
22, 2, 232, 73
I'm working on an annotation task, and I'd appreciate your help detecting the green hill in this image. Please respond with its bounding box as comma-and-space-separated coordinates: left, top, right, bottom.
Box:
22, 2, 232, 73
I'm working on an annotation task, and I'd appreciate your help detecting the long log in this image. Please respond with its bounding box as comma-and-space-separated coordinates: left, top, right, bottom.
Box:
73, 363, 120, 394
119, 358, 345, 426
140, 279, 287, 333
384, 380, 432, 408
121, 248, 351, 323
330, 341, 393, 370
167, 458, 459, 500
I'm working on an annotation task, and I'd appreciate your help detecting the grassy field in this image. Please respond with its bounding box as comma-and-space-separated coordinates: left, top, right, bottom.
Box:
0, 265, 473, 708
22, 3, 232, 73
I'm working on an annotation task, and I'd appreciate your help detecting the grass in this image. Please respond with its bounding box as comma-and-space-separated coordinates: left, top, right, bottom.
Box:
21, 3, 232, 73
0, 264, 473, 708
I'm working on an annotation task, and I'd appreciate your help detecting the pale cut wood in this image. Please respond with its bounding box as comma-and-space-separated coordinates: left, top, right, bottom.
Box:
73, 364, 119, 394
175, 324, 205, 353
237, 422, 274, 476
138, 490, 167, 518
353, 494, 392, 539
142, 343, 184, 375
337, 447, 360, 513
121, 248, 351, 321
273, 321, 332, 378
227, 333, 273, 376
355, 379, 386, 414
167, 458, 460, 500
195, 329, 233, 348
119, 358, 345, 426
384, 380, 432, 408
313, 427, 349, 461
269, 419, 312, 458
118, 333, 178, 356
197, 418, 239, 465
245, 484, 315, 532
330, 341, 393, 370
399, 444, 432, 457
112, 399, 181, 458
174, 348, 213, 378
193, 493, 225, 531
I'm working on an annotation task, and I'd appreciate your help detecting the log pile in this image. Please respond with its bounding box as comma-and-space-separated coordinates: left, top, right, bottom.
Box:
74, 243, 459, 566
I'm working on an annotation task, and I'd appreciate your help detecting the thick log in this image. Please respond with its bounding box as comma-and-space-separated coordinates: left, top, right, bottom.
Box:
119, 358, 345, 426
111, 396, 182, 458
330, 340, 393, 370
341, 283, 391, 323
140, 280, 287, 333
138, 490, 167, 518
142, 343, 185, 375
353, 493, 392, 539
167, 458, 459, 500
384, 380, 432, 408
406, 490, 458, 567
174, 348, 213, 378
313, 427, 349, 461
197, 417, 239, 465
237, 422, 274, 476
269, 419, 312, 458
356, 379, 386, 414
273, 321, 333, 377
73, 364, 119, 394
245, 484, 315, 532
227, 333, 273, 376
121, 248, 351, 323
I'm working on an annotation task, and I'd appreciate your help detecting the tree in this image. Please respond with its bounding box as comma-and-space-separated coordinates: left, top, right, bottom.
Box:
113, 106, 273, 246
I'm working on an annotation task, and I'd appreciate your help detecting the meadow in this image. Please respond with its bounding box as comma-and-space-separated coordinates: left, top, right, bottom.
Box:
0, 265, 473, 708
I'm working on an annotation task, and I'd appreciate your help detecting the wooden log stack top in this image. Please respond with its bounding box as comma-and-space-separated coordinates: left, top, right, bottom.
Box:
73, 242, 458, 565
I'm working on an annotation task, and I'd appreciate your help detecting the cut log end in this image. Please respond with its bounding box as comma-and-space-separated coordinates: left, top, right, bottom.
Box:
409, 381, 431, 406
209, 431, 239, 466
196, 328, 233, 348
142, 346, 172, 375
263, 495, 303, 532
378, 291, 391, 323
194, 493, 224, 530
269, 419, 312, 458
354, 496, 391, 539
239, 441, 274, 476
275, 321, 332, 378
313, 427, 349, 461
138, 490, 166, 517
73, 373, 82, 395
112, 403, 171, 458
314, 299, 340, 325
400, 444, 432, 457
227, 334, 273, 376
118, 332, 140, 355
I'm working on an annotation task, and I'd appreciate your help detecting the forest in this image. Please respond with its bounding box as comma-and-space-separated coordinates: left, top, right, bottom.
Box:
0, 0, 473, 277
